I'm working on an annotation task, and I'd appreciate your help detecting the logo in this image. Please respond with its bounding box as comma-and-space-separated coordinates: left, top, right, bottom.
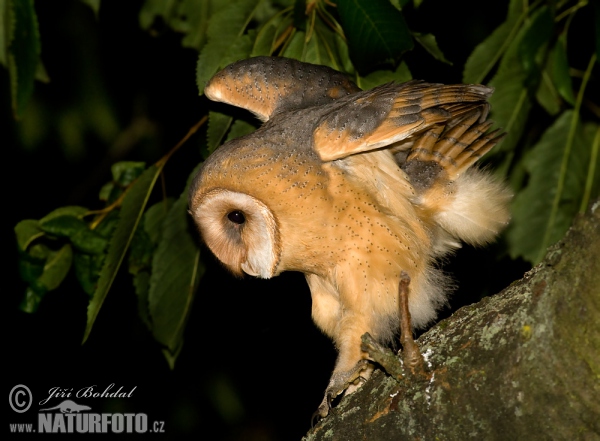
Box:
39, 399, 91, 413
8, 384, 165, 435
9, 385, 32, 413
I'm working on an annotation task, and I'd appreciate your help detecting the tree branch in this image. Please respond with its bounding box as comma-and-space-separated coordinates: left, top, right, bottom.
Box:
305, 200, 600, 440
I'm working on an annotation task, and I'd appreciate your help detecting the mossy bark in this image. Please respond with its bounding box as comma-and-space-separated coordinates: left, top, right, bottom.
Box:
304, 201, 600, 441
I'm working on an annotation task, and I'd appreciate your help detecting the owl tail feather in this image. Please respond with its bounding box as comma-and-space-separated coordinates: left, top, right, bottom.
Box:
402, 108, 511, 248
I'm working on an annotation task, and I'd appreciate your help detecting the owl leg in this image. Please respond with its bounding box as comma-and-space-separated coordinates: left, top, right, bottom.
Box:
398, 272, 426, 376
314, 313, 373, 420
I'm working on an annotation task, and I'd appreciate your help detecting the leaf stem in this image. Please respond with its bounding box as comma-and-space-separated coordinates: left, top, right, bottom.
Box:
538, 53, 596, 261
88, 116, 207, 229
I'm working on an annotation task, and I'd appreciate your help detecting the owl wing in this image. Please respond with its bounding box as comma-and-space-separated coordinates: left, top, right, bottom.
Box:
204, 56, 360, 122
312, 81, 493, 161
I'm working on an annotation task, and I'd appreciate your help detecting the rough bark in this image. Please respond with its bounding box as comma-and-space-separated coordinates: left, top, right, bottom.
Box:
304, 201, 600, 441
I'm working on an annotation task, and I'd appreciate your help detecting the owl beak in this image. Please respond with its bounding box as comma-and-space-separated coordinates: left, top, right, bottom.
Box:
241, 262, 260, 277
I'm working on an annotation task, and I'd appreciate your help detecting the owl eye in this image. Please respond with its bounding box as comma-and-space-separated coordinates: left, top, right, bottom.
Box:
227, 210, 246, 224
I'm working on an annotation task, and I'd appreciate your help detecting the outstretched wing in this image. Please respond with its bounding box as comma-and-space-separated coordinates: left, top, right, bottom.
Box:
204, 56, 360, 122
312, 81, 494, 161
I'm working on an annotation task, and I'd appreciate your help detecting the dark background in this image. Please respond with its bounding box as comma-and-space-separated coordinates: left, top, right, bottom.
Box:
5, 1, 531, 439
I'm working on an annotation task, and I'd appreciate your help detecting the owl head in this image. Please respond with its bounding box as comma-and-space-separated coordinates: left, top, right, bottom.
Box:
189, 57, 361, 278
189, 187, 281, 278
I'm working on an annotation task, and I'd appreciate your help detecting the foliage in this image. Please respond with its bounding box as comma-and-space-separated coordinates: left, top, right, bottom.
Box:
5, 0, 598, 367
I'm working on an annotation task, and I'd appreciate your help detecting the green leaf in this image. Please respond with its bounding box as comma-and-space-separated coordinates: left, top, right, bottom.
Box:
252, 10, 291, 56
517, 6, 553, 77
78, 0, 101, 18
15, 219, 44, 251
73, 252, 103, 296
463, 0, 527, 84
336, 0, 413, 72
550, 34, 575, 106
144, 199, 175, 244
487, 13, 538, 158
130, 198, 175, 330
413, 32, 452, 65
357, 62, 411, 90
40, 216, 107, 255
38, 244, 73, 291
20, 287, 45, 313
225, 119, 257, 142
580, 122, 600, 213
178, 0, 212, 50
18, 245, 46, 285
196, 0, 261, 95
507, 110, 590, 263
111, 161, 147, 186
133, 271, 152, 329
83, 165, 162, 343
206, 111, 233, 157
303, 30, 325, 66
6, 0, 41, 118
149, 166, 204, 363
281, 29, 304, 60
536, 69, 561, 116
39, 206, 88, 223
219, 31, 256, 70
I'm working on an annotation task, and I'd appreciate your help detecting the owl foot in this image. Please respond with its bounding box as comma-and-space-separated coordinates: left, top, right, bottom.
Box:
398, 272, 426, 378
312, 359, 371, 423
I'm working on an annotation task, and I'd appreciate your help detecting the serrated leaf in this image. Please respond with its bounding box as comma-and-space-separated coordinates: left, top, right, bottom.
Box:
206, 111, 233, 157
550, 34, 575, 105
179, 0, 212, 50
507, 111, 590, 263
463, 0, 527, 84
336, 0, 413, 72
196, 0, 261, 95
83, 165, 162, 343
38, 244, 73, 291
149, 166, 204, 362
6, 0, 41, 118
413, 32, 452, 65
225, 119, 257, 142
15, 219, 44, 250
219, 31, 255, 70
40, 216, 107, 255
357, 62, 411, 90
111, 161, 147, 186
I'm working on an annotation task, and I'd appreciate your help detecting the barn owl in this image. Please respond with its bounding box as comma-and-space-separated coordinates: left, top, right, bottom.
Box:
189, 56, 511, 418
